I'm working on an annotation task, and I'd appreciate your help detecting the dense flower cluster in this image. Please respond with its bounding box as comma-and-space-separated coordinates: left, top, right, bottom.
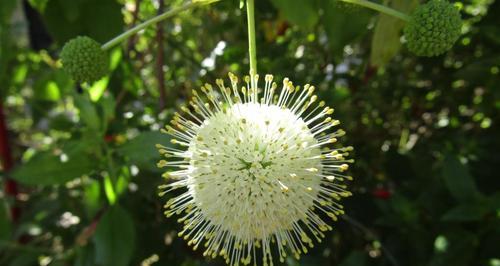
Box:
60, 36, 108, 83
157, 73, 353, 265
404, 0, 462, 57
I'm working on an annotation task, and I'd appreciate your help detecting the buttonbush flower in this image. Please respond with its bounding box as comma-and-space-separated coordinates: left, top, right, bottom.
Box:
157, 73, 353, 266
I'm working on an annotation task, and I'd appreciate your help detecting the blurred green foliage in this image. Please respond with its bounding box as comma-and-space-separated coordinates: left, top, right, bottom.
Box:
0, 0, 499, 266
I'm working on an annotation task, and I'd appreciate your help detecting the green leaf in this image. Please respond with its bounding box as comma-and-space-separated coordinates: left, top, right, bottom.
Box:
103, 173, 117, 205
322, 1, 372, 57
370, 0, 418, 66
0, 199, 11, 241
10, 140, 97, 185
57, 0, 80, 22
0, 0, 16, 23
83, 179, 101, 218
93, 205, 135, 266
34, 80, 61, 101
96, 93, 116, 133
442, 155, 482, 203
339, 251, 367, 266
441, 204, 488, 222
270, 0, 318, 29
74, 93, 102, 134
88, 78, 110, 102
8, 253, 40, 266
115, 167, 131, 199
428, 230, 477, 266
117, 131, 170, 169
42, 0, 124, 43
75, 246, 96, 266
483, 25, 500, 45
28, 0, 49, 13
28, 0, 49, 12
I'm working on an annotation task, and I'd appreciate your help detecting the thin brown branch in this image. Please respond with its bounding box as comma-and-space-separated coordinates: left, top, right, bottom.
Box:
126, 0, 143, 55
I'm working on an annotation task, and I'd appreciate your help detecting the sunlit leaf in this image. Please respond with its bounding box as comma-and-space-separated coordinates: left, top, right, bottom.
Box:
103, 173, 117, 205
88, 77, 109, 102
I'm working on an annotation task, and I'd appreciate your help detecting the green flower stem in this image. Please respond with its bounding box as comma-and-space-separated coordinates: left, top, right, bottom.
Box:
340, 0, 411, 22
246, 0, 257, 74
101, 0, 220, 51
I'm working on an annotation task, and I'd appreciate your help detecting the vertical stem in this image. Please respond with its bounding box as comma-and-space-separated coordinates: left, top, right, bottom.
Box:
126, 0, 143, 55
246, 0, 257, 74
156, 0, 167, 110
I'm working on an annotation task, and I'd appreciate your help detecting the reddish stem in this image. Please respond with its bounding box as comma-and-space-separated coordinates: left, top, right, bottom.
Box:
363, 64, 378, 85
0, 101, 20, 223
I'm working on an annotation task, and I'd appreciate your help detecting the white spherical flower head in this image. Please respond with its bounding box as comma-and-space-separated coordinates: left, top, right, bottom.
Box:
157, 73, 353, 266
191, 103, 321, 238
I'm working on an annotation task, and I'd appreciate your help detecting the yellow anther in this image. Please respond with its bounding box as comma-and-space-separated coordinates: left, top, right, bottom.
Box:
161, 172, 171, 179
308, 86, 315, 95
157, 160, 168, 168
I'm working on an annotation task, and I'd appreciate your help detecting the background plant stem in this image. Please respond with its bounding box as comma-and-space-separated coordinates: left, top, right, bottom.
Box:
101, 0, 219, 51
246, 0, 257, 74
340, 0, 411, 21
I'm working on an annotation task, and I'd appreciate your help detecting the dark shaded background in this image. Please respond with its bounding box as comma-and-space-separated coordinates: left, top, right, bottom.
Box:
0, 0, 499, 265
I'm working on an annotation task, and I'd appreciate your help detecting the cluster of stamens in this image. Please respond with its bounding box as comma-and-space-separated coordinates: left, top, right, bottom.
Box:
157, 73, 353, 266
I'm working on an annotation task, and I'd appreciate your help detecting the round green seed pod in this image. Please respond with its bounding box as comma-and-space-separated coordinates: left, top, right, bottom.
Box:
60, 36, 108, 83
404, 0, 462, 57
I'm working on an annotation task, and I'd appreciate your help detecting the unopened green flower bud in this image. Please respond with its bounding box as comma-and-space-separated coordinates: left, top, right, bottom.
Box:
404, 0, 462, 57
60, 36, 108, 83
